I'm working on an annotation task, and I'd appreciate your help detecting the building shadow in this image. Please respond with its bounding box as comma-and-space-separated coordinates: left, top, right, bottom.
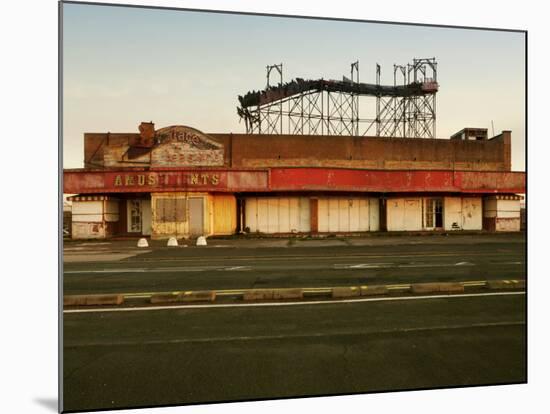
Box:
34, 397, 58, 412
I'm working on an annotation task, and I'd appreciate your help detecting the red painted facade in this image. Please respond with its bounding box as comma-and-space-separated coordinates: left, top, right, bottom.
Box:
64, 167, 525, 194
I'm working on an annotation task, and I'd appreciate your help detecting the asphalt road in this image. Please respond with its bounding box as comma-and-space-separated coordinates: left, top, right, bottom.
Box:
63, 235, 526, 295
62, 293, 526, 412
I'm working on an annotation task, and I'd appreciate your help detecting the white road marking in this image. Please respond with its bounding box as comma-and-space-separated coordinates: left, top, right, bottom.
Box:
63, 291, 525, 314
334, 262, 480, 269
398, 262, 475, 268
65, 267, 213, 274
65, 265, 255, 274
218, 266, 252, 271
64, 320, 525, 348
334, 263, 393, 269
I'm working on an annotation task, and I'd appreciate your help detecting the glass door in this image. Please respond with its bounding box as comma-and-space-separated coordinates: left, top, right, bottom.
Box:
127, 200, 142, 233
424, 198, 443, 230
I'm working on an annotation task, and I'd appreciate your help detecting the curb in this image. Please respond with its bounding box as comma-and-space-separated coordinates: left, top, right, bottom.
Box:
63, 294, 124, 306
63, 279, 525, 308
411, 282, 464, 294
486, 280, 525, 290
150, 291, 216, 304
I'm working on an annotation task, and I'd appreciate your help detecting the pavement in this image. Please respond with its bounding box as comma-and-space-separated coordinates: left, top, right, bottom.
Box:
63, 293, 526, 412
63, 233, 526, 295
61, 233, 526, 412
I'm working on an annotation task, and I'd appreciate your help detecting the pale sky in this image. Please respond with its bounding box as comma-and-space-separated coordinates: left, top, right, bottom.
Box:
62, 2, 526, 170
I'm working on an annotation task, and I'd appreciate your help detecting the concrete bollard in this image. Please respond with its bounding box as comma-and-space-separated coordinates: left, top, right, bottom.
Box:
196, 236, 207, 246
137, 238, 149, 248
167, 237, 178, 247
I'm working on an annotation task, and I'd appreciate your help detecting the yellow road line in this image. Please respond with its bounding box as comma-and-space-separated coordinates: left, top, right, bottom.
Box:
96, 278, 524, 300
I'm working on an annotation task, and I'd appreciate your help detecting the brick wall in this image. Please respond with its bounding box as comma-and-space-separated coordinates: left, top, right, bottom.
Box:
84, 130, 511, 172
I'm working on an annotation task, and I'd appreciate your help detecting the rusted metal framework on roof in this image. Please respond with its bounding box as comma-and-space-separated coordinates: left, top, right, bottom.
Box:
237, 58, 438, 138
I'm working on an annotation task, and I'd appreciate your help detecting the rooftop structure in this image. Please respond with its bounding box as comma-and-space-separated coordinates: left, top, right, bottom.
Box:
237, 58, 438, 138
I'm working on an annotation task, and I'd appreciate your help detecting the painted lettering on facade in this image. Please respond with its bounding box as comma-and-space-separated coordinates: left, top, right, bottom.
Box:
152, 126, 224, 167
112, 173, 222, 188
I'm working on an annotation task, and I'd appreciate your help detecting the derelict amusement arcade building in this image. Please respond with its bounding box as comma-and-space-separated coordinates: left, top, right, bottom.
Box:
63, 60, 525, 239
63, 121, 525, 239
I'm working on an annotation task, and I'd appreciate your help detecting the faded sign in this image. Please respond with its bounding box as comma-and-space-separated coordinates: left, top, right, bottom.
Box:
111, 172, 225, 189
152, 125, 224, 167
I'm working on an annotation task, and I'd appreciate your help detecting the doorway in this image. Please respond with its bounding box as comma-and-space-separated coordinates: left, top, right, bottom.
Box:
424, 198, 443, 230
188, 197, 204, 236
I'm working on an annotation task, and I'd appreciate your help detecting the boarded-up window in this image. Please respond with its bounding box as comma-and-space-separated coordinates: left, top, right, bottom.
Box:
155, 198, 186, 222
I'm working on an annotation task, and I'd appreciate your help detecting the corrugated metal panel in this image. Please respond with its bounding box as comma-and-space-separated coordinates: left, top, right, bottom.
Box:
328, 199, 339, 232
267, 198, 279, 233
404, 199, 422, 230
356, 199, 368, 231
349, 199, 360, 232
338, 199, 350, 232
72, 214, 103, 223
151, 193, 188, 238
387, 199, 404, 231
244, 197, 311, 233
318, 199, 328, 232
444, 197, 462, 230
213, 194, 236, 235
72, 200, 104, 223
299, 198, 311, 232
72, 201, 104, 216
369, 198, 379, 231
318, 197, 375, 232
257, 198, 269, 232
279, 198, 290, 233
289, 198, 300, 232
462, 198, 481, 230
244, 198, 258, 232
142, 200, 152, 235
188, 198, 204, 236
495, 199, 521, 218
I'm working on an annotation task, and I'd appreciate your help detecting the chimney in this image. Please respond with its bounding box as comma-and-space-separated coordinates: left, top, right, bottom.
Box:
139, 121, 155, 141
137, 121, 155, 147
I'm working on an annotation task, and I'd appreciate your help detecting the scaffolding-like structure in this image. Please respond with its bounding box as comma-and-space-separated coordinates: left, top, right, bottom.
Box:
237, 58, 438, 138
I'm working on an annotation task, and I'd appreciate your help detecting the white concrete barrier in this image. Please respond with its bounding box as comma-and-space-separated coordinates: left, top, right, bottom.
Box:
196, 236, 207, 246
137, 238, 149, 248
167, 237, 178, 247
